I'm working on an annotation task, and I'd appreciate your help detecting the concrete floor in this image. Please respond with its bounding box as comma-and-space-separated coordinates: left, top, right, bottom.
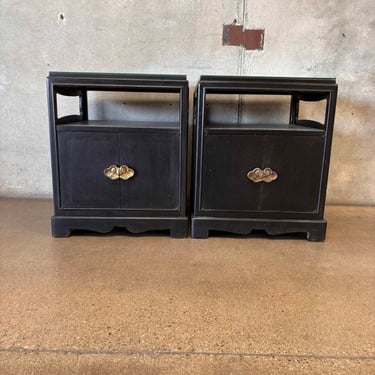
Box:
0, 199, 374, 374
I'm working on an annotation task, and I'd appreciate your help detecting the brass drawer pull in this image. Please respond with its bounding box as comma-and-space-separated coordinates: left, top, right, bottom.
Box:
104, 165, 120, 180
247, 168, 278, 183
118, 165, 135, 180
104, 165, 135, 181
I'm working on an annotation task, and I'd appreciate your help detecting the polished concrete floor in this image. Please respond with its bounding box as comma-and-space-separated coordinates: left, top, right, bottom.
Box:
0, 199, 374, 374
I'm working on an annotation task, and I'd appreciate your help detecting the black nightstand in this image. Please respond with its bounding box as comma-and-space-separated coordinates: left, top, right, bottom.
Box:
192, 76, 338, 241
47, 72, 188, 237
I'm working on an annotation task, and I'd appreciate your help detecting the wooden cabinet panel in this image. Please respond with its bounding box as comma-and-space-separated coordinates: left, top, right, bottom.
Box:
119, 132, 180, 210
58, 131, 120, 209
201, 134, 325, 214
201, 134, 261, 211
260, 135, 325, 212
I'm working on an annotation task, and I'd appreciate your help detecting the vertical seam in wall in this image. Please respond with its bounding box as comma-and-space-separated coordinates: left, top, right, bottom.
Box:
237, 0, 246, 76
240, 0, 247, 76
237, 0, 247, 124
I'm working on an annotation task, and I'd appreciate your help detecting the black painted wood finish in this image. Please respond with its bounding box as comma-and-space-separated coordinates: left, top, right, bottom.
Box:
192, 76, 338, 241
48, 72, 188, 237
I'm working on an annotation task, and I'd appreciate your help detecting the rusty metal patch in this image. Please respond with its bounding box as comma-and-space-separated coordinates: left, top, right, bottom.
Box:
223, 24, 264, 50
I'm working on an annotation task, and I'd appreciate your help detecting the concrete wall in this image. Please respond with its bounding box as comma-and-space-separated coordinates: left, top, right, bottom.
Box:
1, 0, 374, 204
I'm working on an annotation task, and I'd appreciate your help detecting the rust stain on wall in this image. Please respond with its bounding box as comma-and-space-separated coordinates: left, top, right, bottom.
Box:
223, 24, 264, 50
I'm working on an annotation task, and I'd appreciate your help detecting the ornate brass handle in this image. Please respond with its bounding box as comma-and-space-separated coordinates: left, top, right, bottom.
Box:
104, 165, 135, 181
104, 165, 120, 180
118, 165, 135, 180
247, 168, 278, 183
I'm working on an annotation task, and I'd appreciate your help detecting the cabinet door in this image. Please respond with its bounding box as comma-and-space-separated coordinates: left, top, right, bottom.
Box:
58, 131, 120, 208
200, 133, 325, 214
201, 134, 262, 211
119, 132, 180, 210
260, 134, 325, 212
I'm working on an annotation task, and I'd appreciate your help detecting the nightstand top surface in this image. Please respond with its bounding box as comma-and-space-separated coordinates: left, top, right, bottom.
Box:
200, 75, 336, 84
48, 71, 186, 80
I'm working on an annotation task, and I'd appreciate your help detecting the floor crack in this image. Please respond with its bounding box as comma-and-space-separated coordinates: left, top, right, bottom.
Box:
1, 346, 374, 361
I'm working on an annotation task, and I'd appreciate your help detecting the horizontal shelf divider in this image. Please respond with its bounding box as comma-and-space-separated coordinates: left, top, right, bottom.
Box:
56, 120, 181, 132
204, 122, 325, 134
